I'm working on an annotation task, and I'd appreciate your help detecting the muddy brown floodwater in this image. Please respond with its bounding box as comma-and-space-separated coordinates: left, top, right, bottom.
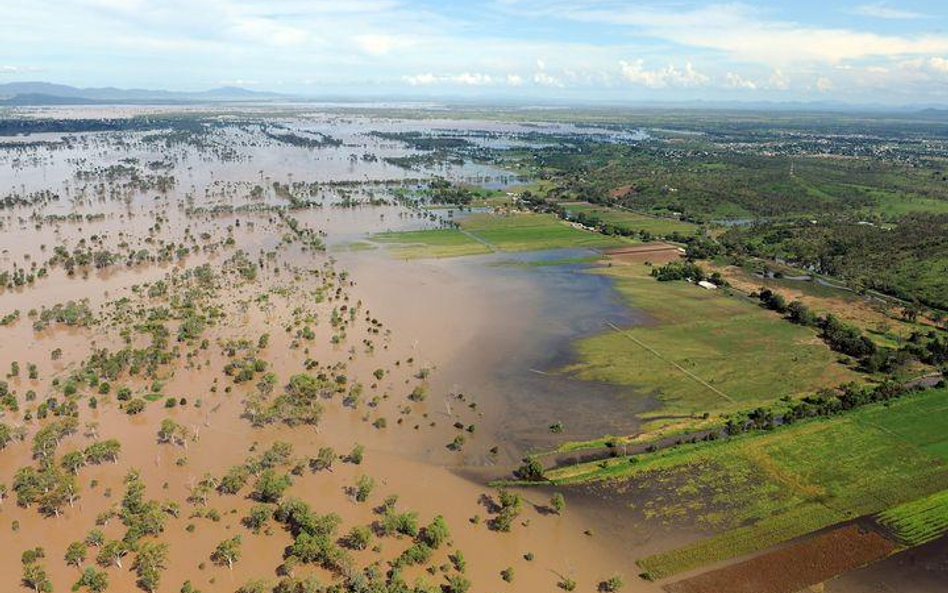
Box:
0, 110, 662, 593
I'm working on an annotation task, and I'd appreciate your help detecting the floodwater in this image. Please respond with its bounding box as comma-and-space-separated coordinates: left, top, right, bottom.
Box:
0, 109, 660, 593
339, 247, 652, 462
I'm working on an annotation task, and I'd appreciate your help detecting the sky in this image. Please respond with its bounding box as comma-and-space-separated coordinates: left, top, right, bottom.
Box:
2, 0, 948, 104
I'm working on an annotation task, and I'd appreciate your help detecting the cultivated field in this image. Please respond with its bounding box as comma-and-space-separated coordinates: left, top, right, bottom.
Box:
544, 387, 948, 580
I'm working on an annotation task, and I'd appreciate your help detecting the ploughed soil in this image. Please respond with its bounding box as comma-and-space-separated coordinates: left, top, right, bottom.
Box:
604, 243, 683, 265
665, 524, 898, 593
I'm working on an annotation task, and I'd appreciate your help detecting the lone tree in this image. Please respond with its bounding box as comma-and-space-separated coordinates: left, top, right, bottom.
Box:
515, 458, 545, 481
96, 540, 127, 569
550, 492, 566, 515
65, 540, 88, 568
344, 525, 372, 551
354, 474, 374, 503
599, 575, 624, 592
310, 446, 336, 472
211, 536, 242, 570
22, 562, 52, 593
419, 515, 451, 549
490, 488, 522, 532
84, 529, 105, 548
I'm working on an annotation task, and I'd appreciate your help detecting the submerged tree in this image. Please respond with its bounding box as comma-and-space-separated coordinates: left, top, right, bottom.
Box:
96, 540, 127, 569
73, 566, 109, 593
252, 469, 292, 503
550, 492, 566, 515
211, 536, 242, 570
132, 541, 168, 593
21, 561, 52, 593
64, 541, 88, 569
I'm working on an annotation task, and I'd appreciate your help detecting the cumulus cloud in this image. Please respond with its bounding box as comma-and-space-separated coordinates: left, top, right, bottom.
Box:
452, 72, 493, 86
533, 71, 564, 87
3, 0, 948, 101
403, 73, 437, 86
403, 72, 498, 86
897, 56, 948, 75
815, 76, 834, 92
725, 72, 757, 90
723, 69, 792, 91
768, 69, 790, 90
619, 59, 708, 88
928, 57, 948, 73
0, 65, 43, 74
549, 2, 948, 66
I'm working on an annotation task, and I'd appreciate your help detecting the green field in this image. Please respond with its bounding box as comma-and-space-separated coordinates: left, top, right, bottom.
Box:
372, 228, 491, 258
561, 265, 859, 422
373, 212, 627, 258
877, 489, 948, 546
461, 212, 627, 250
563, 202, 698, 237
544, 388, 948, 580
850, 184, 948, 217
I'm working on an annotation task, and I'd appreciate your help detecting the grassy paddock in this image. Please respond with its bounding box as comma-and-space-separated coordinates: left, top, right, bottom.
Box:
561, 265, 858, 422
563, 202, 698, 237
372, 212, 627, 258
372, 228, 490, 258
460, 212, 628, 251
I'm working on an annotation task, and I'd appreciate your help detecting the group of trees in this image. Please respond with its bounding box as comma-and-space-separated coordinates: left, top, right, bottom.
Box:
61, 438, 121, 474
245, 373, 328, 428
9, 419, 118, 518
721, 381, 912, 437
21, 548, 52, 593
489, 489, 523, 532
757, 290, 877, 363
723, 214, 948, 310
651, 261, 726, 286
274, 498, 350, 575
756, 288, 948, 374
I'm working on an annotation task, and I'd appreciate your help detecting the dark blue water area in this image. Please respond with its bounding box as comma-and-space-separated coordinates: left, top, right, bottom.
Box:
455, 248, 655, 454
487, 248, 640, 347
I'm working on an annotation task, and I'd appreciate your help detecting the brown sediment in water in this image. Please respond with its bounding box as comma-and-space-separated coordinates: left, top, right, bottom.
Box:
0, 226, 646, 592
0, 112, 659, 592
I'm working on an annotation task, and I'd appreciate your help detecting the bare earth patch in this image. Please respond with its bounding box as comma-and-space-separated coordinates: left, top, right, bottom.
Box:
665, 524, 898, 593
605, 243, 683, 265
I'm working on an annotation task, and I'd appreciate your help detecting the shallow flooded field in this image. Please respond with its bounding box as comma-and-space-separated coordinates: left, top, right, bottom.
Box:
0, 108, 660, 593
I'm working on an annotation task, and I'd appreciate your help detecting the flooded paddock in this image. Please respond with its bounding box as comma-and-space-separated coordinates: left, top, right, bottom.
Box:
0, 107, 659, 593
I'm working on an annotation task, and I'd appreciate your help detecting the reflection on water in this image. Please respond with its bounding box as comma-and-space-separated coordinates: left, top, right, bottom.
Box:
466, 249, 650, 453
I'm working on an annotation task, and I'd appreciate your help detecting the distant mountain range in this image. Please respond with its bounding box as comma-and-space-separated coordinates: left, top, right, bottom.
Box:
0, 82, 285, 105
2, 81, 948, 114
